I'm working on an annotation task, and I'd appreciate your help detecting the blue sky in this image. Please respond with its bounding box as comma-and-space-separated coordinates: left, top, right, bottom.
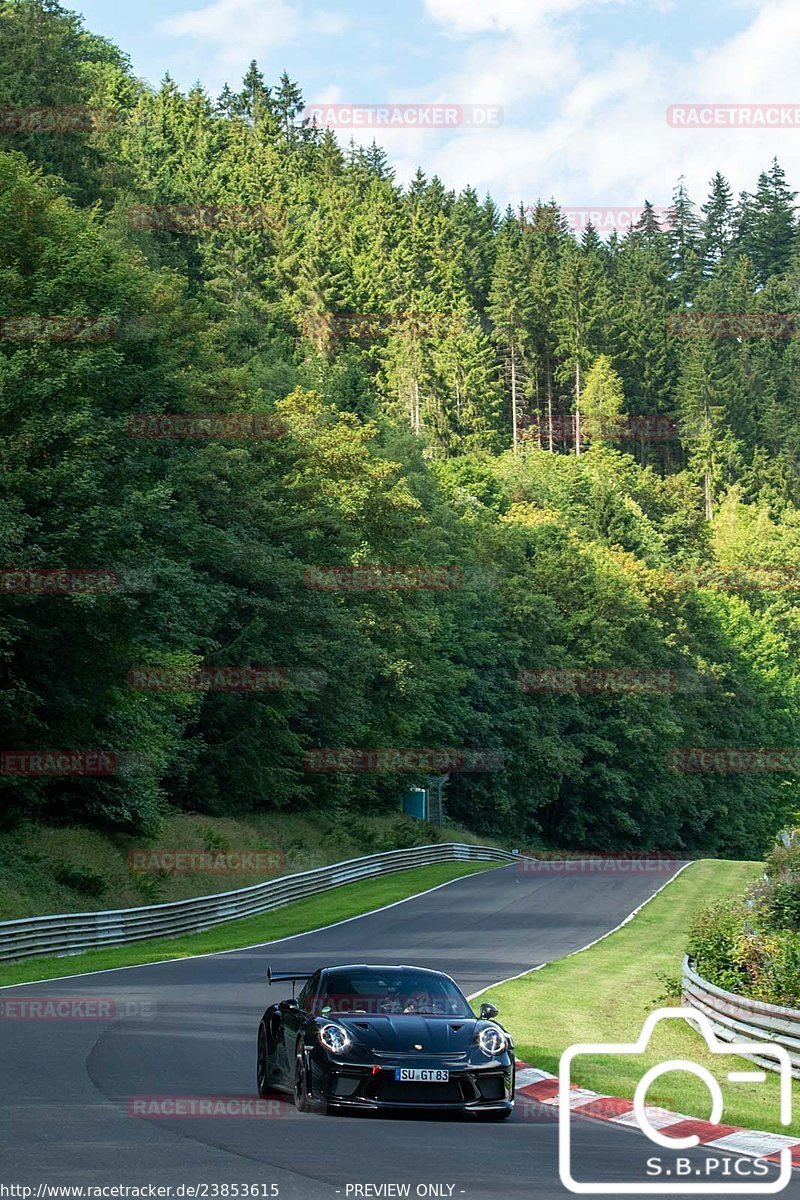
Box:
73, 0, 800, 218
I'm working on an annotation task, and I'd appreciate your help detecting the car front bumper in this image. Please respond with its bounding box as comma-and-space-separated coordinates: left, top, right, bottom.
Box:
311, 1056, 515, 1112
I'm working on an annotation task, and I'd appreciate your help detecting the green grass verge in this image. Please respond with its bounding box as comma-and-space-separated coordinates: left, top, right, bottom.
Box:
0, 813, 502, 919
0, 860, 495, 989
481, 860, 800, 1137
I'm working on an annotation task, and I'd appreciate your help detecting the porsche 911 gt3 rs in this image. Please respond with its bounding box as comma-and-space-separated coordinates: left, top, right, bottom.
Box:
256, 963, 515, 1118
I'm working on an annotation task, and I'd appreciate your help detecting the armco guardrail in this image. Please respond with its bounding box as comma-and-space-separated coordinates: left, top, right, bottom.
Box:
682, 955, 800, 1076
0, 843, 517, 963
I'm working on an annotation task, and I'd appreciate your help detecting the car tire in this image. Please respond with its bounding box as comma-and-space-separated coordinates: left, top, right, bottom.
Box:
294, 1050, 314, 1113
257, 1024, 279, 1098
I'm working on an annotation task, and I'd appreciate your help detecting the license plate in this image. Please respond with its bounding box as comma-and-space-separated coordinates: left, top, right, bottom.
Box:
394, 1068, 449, 1082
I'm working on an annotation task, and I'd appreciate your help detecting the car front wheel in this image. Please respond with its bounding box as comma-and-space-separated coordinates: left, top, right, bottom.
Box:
294, 1050, 313, 1113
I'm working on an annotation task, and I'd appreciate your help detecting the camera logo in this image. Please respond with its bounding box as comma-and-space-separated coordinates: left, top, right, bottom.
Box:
559, 1008, 792, 1194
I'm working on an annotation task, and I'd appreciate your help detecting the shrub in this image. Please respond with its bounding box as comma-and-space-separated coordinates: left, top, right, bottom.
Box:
757, 933, 800, 1006
201, 826, 231, 852
377, 816, 441, 851
764, 840, 800, 880
758, 876, 800, 931
52, 864, 109, 899
686, 900, 751, 993
687, 849, 800, 1005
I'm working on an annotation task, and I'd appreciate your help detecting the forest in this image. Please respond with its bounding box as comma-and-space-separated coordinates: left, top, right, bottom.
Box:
2, 0, 800, 857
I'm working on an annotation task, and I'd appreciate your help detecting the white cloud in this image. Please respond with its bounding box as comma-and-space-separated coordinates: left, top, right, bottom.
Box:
423, 0, 628, 36
692, 0, 800, 97
404, 0, 800, 215
158, 0, 347, 68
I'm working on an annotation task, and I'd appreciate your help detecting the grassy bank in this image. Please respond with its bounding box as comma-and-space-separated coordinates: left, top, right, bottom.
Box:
0, 859, 496, 988
480, 860, 799, 1136
0, 812, 501, 920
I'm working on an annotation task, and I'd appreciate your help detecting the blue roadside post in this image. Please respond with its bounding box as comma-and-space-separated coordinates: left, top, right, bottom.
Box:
402, 787, 428, 820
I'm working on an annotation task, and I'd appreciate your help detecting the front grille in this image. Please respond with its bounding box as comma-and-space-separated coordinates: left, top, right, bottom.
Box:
332, 1076, 361, 1097
373, 1050, 466, 1062
477, 1074, 505, 1100
378, 1079, 464, 1104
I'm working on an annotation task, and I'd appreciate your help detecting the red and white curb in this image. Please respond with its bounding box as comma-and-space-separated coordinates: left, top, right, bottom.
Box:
513, 1060, 800, 1168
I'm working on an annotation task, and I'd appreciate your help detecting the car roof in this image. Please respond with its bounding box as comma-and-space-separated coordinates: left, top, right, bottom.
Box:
320, 964, 448, 976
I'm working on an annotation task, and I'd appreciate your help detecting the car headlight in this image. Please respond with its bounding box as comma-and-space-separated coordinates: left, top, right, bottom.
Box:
319, 1022, 352, 1055
478, 1025, 507, 1056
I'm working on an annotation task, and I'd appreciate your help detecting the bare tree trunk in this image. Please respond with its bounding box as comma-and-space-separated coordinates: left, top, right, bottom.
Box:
703, 394, 713, 521
546, 356, 554, 451
574, 360, 582, 456
511, 344, 518, 453
413, 376, 420, 435
704, 468, 713, 521
534, 364, 541, 448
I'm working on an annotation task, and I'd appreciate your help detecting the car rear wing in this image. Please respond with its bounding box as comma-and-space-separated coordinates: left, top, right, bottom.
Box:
267, 966, 313, 986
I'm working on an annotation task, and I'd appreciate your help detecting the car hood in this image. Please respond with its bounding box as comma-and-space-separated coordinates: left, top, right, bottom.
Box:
328, 1014, 482, 1053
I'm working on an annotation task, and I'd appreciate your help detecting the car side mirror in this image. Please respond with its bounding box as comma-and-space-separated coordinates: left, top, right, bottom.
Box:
479, 1002, 499, 1020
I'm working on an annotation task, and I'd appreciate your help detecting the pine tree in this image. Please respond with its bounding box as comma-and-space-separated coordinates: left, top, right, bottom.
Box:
553, 239, 607, 455
451, 186, 497, 319
668, 177, 702, 303
293, 212, 351, 357
736, 159, 797, 283
487, 219, 536, 450
608, 215, 674, 456
274, 72, 305, 143
631, 200, 664, 241
700, 172, 734, 274
675, 337, 728, 521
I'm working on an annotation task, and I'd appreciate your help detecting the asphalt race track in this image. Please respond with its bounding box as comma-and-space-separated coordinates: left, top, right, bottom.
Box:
1, 861, 795, 1199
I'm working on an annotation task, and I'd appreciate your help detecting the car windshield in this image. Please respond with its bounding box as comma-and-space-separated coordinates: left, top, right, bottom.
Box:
315, 970, 472, 1017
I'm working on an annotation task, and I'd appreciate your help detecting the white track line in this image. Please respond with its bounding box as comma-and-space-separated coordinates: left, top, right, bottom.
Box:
468, 859, 695, 999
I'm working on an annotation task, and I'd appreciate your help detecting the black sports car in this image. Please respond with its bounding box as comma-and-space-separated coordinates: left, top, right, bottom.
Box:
256, 963, 515, 1118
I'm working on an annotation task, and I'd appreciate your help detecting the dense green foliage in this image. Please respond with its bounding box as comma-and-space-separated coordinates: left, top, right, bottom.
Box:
688, 836, 800, 1003
2, 0, 800, 856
